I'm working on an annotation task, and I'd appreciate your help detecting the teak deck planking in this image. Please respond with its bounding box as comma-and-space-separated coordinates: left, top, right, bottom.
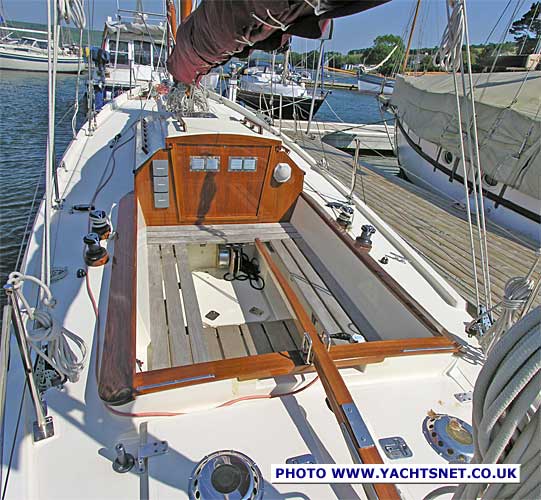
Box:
289, 131, 540, 311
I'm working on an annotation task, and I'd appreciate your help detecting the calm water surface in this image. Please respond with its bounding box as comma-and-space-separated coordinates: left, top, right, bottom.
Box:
0, 70, 386, 304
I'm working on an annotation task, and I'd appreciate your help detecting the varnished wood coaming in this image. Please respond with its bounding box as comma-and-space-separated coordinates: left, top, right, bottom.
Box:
300, 192, 453, 339
133, 336, 457, 395
99, 190, 458, 406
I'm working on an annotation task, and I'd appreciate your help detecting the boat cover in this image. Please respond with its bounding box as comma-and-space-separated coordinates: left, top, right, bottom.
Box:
168, 0, 389, 84
104, 20, 166, 40
391, 72, 541, 200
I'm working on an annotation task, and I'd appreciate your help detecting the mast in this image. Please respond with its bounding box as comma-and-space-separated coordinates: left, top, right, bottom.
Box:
180, 0, 192, 22
282, 46, 290, 84
401, 0, 421, 74
166, 0, 177, 53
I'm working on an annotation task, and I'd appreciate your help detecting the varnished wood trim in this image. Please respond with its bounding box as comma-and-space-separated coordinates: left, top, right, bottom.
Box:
331, 336, 458, 363
300, 192, 452, 339
165, 133, 281, 148
255, 239, 401, 498
133, 336, 457, 395
98, 192, 137, 405
359, 446, 403, 499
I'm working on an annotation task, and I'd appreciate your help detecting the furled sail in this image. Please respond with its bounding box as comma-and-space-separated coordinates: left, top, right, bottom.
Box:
168, 0, 389, 84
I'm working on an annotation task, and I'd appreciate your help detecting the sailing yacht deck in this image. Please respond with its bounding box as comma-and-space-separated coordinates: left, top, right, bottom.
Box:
4, 86, 484, 500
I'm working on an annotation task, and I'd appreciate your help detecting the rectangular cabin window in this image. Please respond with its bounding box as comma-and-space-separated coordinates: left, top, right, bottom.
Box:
153, 44, 166, 67
228, 157, 258, 172
109, 40, 129, 65
134, 40, 152, 66
190, 156, 220, 172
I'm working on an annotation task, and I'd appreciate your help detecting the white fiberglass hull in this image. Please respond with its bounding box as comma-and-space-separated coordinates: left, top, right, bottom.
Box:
0, 47, 81, 73
357, 75, 394, 95
396, 120, 540, 244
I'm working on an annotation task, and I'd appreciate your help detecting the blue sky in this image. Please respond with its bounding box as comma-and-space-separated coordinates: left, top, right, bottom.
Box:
2, 0, 531, 52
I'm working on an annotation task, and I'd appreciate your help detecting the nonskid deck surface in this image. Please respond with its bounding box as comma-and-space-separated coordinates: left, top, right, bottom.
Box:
144, 223, 368, 371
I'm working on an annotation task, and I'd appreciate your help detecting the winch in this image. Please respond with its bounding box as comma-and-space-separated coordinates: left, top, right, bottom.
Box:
89, 209, 112, 240
83, 232, 109, 267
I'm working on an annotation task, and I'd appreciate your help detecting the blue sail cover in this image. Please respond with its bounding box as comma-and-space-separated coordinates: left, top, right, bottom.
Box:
168, 0, 390, 84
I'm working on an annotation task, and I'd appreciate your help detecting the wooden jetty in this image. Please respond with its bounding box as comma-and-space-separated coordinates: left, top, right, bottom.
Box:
306, 80, 358, 91
287, 131, 540, 312
279, 120, 394, 153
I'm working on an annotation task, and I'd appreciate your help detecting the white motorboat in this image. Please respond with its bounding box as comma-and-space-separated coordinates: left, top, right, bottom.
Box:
0, 30, 81, 73
97, 14, 218, 102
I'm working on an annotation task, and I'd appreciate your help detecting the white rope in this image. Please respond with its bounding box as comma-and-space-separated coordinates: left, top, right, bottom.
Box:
434, 0, 493, 310
7, 273, 88, 383
167, 84, 210, 116
234, 36, 254, 47
251, 10, 290, 31
433, 0, 465, 71
479, 276, 534, 354
71, 27, 84, 138
359, 45, 399, 73
453, 306, 541, 500
461, 0, 493, 309
57, 0, 86, 29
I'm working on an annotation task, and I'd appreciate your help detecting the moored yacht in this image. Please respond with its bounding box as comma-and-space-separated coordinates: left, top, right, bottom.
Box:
390, 71, 541, 244
237, 62, 326, 120
0, 29, 81, 73
357, 71, 395, 95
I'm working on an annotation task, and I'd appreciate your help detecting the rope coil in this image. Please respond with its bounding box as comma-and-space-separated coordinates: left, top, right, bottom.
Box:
7, 272, 88, 384
453, 307, 541, 500
433, 0, 465, 71
57, 0, 86, 29
479, 276, 535, 354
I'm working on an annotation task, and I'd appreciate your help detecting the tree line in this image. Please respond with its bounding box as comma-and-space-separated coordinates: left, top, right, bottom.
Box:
290, 2, 540, 75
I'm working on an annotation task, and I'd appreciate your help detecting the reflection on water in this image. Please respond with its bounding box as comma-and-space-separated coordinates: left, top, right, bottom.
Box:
0, 71, 85, 306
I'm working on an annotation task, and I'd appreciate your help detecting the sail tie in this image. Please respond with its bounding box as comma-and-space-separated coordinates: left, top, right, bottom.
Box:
235, 36, 254, 47
251, 10, 291, 31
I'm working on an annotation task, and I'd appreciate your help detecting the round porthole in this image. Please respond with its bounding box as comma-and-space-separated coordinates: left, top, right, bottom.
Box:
483, 174, 498, 187
443, 151, 454, 165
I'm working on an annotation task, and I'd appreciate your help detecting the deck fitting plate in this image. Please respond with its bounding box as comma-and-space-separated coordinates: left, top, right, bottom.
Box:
379, 436, 413, 460
286, 454, 316, 465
